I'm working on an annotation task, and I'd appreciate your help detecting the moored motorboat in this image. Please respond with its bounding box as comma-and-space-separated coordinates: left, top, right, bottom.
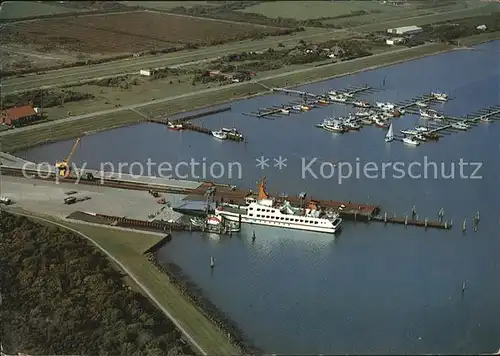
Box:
420, 109, 444, 120
415, 101, 428, 108
451, 121, 469, 130
222, 127, 244, 140
343, 119, 361, 130
355, 109, 373, 117
353, 100, 371, 108
401, 129, 419, 136
323, 119, 346, 133
414, 133, 427, 142
373, 117, 388, 128
212, 130, 227, 140
329, 94, 347, 102
431, 92, 448, 101
402, 136, 420, 146
280, 108, 290, 115
168, 122, 183, 130
480, 117, 492, 123
415, 125, 430, 132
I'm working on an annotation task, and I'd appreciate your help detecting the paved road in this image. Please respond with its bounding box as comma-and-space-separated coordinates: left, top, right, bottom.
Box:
0, 44, 444, 138
10, 211, 209, 356
1, 29, 345, 94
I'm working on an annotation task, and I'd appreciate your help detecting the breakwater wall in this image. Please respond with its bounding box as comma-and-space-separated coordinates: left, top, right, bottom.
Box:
144, 250, 263, 354
143, 234, 172, 255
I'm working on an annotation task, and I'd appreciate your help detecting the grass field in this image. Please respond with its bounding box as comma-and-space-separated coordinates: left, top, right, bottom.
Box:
119, 1, 216, 10
1, 11, 283, 55
238, 0, 404, 21
0, 1, 87, 20
3, 109, 144, 152
458, 31, 500, 46
351, 3, 500, 33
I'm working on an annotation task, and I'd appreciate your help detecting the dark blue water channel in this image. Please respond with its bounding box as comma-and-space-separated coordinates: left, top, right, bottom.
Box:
19, 41, 500, 353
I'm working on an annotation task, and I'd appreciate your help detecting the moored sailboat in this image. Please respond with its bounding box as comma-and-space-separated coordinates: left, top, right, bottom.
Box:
385, 123, 394, 142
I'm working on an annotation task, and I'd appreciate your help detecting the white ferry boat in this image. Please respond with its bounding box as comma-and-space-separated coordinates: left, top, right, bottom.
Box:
214, 178, 343, 234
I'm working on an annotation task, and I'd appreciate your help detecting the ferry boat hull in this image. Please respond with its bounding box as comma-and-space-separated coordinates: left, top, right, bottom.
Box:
215, 211, 341, 234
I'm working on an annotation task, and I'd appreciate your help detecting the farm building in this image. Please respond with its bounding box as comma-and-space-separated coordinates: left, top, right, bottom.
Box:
476, 24, 487, 31
0, 105, 40, 127
387, 26, 423, 36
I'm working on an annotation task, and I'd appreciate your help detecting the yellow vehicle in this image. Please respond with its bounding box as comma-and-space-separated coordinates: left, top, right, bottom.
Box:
56, 137, 81, 177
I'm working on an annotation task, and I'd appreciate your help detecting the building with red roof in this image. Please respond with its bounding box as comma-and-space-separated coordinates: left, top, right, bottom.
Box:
0, 105, 40, 127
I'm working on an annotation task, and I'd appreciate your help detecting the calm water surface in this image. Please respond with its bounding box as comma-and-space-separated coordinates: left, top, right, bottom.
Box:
19, 41, 500, 353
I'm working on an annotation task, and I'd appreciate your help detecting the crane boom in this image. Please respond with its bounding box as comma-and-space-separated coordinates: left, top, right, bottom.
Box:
64, 137, 81, 164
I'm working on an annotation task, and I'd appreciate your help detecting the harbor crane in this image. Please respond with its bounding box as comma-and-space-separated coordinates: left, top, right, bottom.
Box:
56, 137, 81, 177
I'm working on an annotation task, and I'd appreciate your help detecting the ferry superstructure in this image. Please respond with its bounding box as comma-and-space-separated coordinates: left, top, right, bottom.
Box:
214, 178, 342, 234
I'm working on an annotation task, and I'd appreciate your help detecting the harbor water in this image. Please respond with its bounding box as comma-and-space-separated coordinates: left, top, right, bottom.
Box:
18, 41, 500, 353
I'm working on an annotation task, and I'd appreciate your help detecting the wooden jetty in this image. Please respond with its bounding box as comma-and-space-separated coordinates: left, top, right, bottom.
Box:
149, 105, 231, 125
371, 215, 452, 229
271, 87, 318, 98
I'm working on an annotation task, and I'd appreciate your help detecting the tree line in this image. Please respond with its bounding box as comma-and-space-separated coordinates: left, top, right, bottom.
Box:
0, 212, 193, 355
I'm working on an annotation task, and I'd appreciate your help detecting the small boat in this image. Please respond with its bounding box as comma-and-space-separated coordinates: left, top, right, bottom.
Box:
353, 100, 370, 108
376, 102, 395, 111
280, 108, 290, 115
292, 104, 302, 111
190, 217, 205, 227
431, 92, 448, 102
222, 127, 244, 139
423, 131, 440, 140
402, 136, 420, 146
414, 134, 427, 142
344, 120, 361, 130
415, 101, 428, 108
355, 109, 373, 117
317, 99, 329, 105
373, 117, 388, 128
361, 118, 373, 125
212, 130, 227, 140
414, 126, 430, 132
420, 109, 444, 120
207, 215, 223, 225
390, 109, 403, 117
328, 90, 338, 96
343, 92, 354, 98
168, 122, 183, 130
385, 123, 394, 142
323, 120, 345, 133
300, 105, 310, 111
451, 121, 469, 130
400, 129, 419, 136
480, 117, 492, 123
330, 94, 347, 103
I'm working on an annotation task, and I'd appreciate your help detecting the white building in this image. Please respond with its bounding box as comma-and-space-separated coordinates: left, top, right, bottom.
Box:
139, 69, 151, 76
387, 25, 423, 36
476, 24, 487, 31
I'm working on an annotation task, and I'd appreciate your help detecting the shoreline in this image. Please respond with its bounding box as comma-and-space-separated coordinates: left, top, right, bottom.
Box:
4, 38, 498, 153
